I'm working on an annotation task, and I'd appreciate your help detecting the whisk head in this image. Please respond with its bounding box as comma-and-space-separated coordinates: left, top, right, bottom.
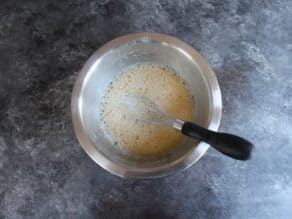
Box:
119, 96, 175, 127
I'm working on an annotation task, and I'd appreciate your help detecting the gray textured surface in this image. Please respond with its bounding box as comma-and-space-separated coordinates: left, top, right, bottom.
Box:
0, 0, 292, 218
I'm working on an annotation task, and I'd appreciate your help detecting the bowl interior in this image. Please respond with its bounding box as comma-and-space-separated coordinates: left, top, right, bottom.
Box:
76, 36, 213, 175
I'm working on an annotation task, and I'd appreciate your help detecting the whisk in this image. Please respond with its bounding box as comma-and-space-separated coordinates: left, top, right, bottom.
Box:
119, 96, 253, 160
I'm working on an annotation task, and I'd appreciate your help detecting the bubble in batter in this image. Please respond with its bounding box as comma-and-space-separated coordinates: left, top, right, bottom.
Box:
100, 63, 195, 156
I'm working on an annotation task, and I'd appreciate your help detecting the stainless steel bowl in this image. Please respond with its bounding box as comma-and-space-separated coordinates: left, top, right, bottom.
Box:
71, 32, 222, 178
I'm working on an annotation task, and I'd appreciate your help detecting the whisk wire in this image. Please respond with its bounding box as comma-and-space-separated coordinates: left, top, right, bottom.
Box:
119, 96, 176, 128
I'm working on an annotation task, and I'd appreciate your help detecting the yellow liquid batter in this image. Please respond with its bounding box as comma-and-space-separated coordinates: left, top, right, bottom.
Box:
101, 64, 195, 156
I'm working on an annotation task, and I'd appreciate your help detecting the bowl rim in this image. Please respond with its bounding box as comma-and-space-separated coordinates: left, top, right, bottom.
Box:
71, 32, 222, 178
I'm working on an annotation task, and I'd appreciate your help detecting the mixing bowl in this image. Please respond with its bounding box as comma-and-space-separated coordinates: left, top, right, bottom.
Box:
71, 32, 222, 178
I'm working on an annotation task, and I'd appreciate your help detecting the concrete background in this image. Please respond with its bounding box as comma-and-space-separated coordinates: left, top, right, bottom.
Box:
0, 0, 291, 218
